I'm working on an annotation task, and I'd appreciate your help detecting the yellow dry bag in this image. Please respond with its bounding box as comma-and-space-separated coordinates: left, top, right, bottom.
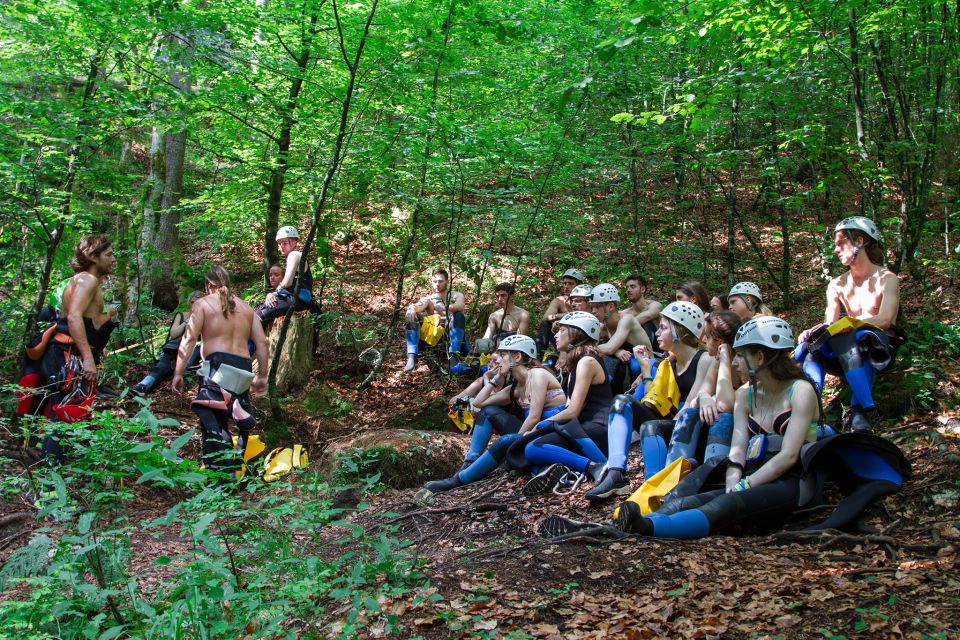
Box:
640, 362, 682, 417
613, 457, 693, 520
421, 314, 445, 346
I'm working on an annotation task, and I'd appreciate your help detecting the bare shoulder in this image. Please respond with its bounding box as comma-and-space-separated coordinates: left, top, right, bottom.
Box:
878, 268, 899, 286
233, 296, 254, 312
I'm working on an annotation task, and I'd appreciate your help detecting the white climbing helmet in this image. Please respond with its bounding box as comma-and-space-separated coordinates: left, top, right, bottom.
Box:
734, 315, 794, 351
569, 284, 593, 299
591, 282, 620, 304
662, 301, 705, 337
557, 311, 601, 342
835, 216, 881, 242
728, 281, 763, 304
562, 268, 586, 283
497, 334, 538, 359
276, 225, 300, 241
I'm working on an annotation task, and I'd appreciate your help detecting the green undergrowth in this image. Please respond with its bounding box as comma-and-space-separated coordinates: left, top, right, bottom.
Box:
0, 403, 431, 639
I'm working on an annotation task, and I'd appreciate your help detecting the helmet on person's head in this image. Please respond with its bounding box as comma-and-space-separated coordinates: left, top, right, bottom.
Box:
728, 281, 763, 304
835, 216, 881, 242
591, 283, 620, 304
662, 301, 705, 337
569, 284, 593, 299
276, 226, 300, 241
734, 315, 794, 351
562, 268, 586, 283
497, 334, 538, 359
557, 311, 601, 342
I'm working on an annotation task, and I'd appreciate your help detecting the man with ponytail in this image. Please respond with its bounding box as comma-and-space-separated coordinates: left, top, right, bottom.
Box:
173, 266, 268, 475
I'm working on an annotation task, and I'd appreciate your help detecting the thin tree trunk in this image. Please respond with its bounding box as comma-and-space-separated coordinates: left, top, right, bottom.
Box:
264, 0, 380, 405
358, 0, 455, 391
127, 125, 163, 323
263, 7, 321, 280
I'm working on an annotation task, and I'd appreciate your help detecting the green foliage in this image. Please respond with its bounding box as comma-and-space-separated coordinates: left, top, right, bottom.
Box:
0, 405, 428, 639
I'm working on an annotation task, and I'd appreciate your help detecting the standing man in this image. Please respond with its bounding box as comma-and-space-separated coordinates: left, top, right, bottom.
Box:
482, 282, 530, 342
256, 226, 313, 326
40, 235, 119, 460
173, 267, 268, 475
536, 268, 586, 354
404, 268, 466, 372
621, 274, 662, 349
590, 283, 652, 393
796, 217, 903, 432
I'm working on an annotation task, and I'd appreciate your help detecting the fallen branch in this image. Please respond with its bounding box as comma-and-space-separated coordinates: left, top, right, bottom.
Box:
772, 529, 949, 554
381, 501, 508, 524
0, 511, 34, 529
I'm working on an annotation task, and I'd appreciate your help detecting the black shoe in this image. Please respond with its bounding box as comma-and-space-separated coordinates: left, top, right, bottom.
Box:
423, 475, 462, 493
523, 464, 570, 497
132, 383, 148, 396
538, 516, 600, 538
615, 501, 650, 534
849, 408, 873, 433
585, 467, 630, 502
586, 461, 607, 483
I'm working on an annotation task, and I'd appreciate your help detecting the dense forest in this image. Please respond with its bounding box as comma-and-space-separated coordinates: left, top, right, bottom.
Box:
1, 0, 959, 638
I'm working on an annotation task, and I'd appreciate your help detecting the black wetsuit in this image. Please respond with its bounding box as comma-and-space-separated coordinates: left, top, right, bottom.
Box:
192, 352, 257, 473
40, 316, 118, 460
256, 264, 314, 323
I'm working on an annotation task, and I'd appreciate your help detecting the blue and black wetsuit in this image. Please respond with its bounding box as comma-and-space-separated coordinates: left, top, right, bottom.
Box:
620, 432, 909, 539
135, 311, 201, 393
256, 264, 314, 323
606, 350, 705, 478
795, 323, 904, 420
519, 354, 612, 474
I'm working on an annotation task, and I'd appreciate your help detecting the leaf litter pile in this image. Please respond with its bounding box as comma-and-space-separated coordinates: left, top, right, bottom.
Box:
337, 414, 959, 639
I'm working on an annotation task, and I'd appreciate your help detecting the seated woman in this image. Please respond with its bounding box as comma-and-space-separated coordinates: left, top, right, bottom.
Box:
613, 316, 823, 536
675, 281, 710, 313
586, 301, 711, 501
726, 281, 772, 320
518, 312, 612, 495
448, 352, 512, 470
422, 335, 566, 492
663, 310, 743, 467
133, 291, 204, 394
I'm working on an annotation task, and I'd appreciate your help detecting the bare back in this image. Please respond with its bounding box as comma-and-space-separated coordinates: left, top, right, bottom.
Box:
485, 305, 530, 338
193, 295, 261, 358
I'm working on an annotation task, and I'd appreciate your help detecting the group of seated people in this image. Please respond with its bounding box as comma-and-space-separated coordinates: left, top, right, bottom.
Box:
417, 216, 911, 539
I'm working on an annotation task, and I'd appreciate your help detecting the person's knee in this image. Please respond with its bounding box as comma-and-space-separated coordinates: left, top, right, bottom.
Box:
611, 393, 634, 414
451, 311, 465, 329
641, 419, 671, 439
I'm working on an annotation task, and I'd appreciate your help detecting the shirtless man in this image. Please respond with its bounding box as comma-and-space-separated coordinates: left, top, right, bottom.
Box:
173, 266, 268, 474
796, 217, 902, 432
620, 274, 662, 349
40, 235, 119, 460
535, 268, 585, 354
404, 268, 467, 372
589, 282, 652, 393
483, 282, 530, 343
257, 226, 313, 325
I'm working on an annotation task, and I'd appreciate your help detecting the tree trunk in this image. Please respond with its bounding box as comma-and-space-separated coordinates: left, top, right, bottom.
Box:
127, 125, 164, 323
151, 34, 192, 310
263, 9, 320, 281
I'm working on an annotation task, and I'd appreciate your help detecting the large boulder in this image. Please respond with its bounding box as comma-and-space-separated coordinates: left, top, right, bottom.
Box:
320, 429, 469, 489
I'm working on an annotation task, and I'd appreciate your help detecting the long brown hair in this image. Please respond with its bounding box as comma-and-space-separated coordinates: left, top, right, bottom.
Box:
704, 311, 742, 346
678, 280, 710, 312
205, 266, 236, 318
558, 326, 601, 373
747, 346, 824, 421
72, 235, 111, 273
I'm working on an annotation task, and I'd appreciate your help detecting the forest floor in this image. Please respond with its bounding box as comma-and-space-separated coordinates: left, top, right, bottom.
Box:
3, 235, 960, 638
